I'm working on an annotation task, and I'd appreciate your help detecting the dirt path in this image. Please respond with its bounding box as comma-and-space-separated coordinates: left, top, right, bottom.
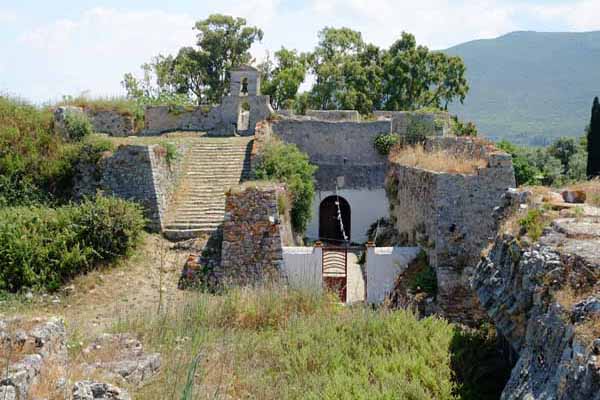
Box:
1, 234, 192, 340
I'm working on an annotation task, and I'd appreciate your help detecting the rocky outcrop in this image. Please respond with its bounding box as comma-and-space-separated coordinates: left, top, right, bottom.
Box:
80, 333, 161, 386
0, 317, 67, 399
0, 319, 158, 399
473, 209, 600, 399
72, 381, 131, 400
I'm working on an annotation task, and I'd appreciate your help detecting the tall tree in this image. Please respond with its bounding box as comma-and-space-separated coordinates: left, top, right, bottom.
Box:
194, 15, 263, 103
381, 32, 468, 111
260, 48, 309, 109
588, 97, 600, 178
123, 14, 263, 104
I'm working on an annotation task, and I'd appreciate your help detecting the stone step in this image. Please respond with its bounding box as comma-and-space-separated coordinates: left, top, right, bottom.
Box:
163, 228, 215, 241
164, 222, 223, 230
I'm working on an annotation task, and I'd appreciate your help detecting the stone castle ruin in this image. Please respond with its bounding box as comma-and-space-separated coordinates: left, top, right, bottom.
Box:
65, 66, 516, 323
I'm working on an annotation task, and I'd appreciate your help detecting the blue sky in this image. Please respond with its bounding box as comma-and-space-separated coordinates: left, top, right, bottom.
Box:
1, 0, 599, 103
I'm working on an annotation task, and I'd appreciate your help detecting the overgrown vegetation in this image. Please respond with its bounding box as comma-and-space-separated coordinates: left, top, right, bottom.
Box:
497, 136, 588, 187
518, 208, 553, 241
0, 96, 78, 205
115, 284, 459, 400
0, 196, 145, 292
408, 251, 438, 297
62, 112, 93, 142
254, 139, 317, 233
373, 132, 400, 155
451, 325, 514, 400
390, 144, 487, 174
452, 116, 478, 137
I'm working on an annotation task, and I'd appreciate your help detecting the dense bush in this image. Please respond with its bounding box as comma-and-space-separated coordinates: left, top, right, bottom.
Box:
0, 196, 145, 291
62, 111, 93, 141
0, 96, 77, 205
497, 136, 588, 186
373, 133, 400, 155
254, 139, 317, 233
0, 96, 112, 206
451, 325, 514, 400
452, 116, 478, 137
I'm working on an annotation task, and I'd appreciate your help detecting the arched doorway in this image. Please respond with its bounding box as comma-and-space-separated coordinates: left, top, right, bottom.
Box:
319, 195, 351, 244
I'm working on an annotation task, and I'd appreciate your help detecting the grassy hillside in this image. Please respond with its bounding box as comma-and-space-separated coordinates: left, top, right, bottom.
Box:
445, 31, 600, 146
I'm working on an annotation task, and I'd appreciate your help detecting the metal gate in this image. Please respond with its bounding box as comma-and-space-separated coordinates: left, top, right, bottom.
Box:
322, 247, 348, 302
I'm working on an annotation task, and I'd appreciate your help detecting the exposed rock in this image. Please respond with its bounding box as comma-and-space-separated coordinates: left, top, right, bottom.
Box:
81, 333, 160, 386
0, 317, 67, 399
72, 381, 130, 400
561, 189, 587, 204
473, 212, 600, 399
0, 385, 17, 400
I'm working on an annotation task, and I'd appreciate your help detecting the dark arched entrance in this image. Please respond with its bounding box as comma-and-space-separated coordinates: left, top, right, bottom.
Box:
319, 195, 351, 244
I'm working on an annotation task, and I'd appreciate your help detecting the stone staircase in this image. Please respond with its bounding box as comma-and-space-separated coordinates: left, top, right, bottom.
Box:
163, 137, 253, 240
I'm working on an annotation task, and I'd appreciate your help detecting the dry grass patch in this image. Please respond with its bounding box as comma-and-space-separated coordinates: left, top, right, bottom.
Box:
390, 144, 488, 174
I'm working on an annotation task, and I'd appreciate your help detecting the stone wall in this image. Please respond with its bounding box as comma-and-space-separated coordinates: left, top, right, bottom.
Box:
53, 106, 136, 137
374, 110, 452, 136
386, 137, 516, 323
305, 110, 360, 122
272, 118, 391, 190
142, 96, 273, 136
85, 109, 136, 137
74, 144, 188, 231
220, 183, 291, 285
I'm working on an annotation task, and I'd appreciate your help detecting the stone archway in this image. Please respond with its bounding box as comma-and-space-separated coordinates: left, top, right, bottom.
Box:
319, 195, 351, 243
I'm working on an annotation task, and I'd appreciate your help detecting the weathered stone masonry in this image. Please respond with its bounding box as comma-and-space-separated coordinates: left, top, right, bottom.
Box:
386, 137, 516, 323
75, 144, 188, 231
220, 184, 292, 285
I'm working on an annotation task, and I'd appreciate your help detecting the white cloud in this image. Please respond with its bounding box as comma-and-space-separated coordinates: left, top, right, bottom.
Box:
5, 1, 600, 102
0, 10, 17, 24
17, 8, 196, 100
531, 0, 600, 31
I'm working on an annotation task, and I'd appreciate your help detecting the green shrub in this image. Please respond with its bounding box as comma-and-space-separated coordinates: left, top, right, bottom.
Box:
0, 96, 80, 205
254, 139, 317, 233
409, 251, 438, 297
452, 116, 478, 137
373, 133, 400, 155
450, 325, 513, 400
162, 142, 178, 166
518, 208, 548, 241
63, 112, 93, 141
0, 196, 145, 291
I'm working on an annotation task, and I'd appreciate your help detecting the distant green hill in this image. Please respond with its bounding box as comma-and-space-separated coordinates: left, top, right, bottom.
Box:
445, 31, 600, 146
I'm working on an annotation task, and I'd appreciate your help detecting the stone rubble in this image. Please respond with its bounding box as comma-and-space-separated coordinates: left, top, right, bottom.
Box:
0, 319, 159, 399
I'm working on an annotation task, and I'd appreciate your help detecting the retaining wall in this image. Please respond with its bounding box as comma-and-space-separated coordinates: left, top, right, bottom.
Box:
386, 137, 516, 323
74, 144, 188, 231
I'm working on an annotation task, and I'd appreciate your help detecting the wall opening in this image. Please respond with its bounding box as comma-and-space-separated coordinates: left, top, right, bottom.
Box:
319, 195, 351, 244
240, 77, 249, 96
237, 101, 250, 131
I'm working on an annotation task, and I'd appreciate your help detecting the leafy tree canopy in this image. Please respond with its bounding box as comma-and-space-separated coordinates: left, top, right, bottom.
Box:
123, 14, 263, 105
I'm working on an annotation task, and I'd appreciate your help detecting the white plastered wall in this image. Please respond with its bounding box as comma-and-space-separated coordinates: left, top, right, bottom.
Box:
282, 247, 323, 291
366, 246, 420, 305
306, 189, 389, 243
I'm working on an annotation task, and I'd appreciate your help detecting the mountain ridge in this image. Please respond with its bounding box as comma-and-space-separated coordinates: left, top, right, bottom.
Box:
445, 30, 600, 146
